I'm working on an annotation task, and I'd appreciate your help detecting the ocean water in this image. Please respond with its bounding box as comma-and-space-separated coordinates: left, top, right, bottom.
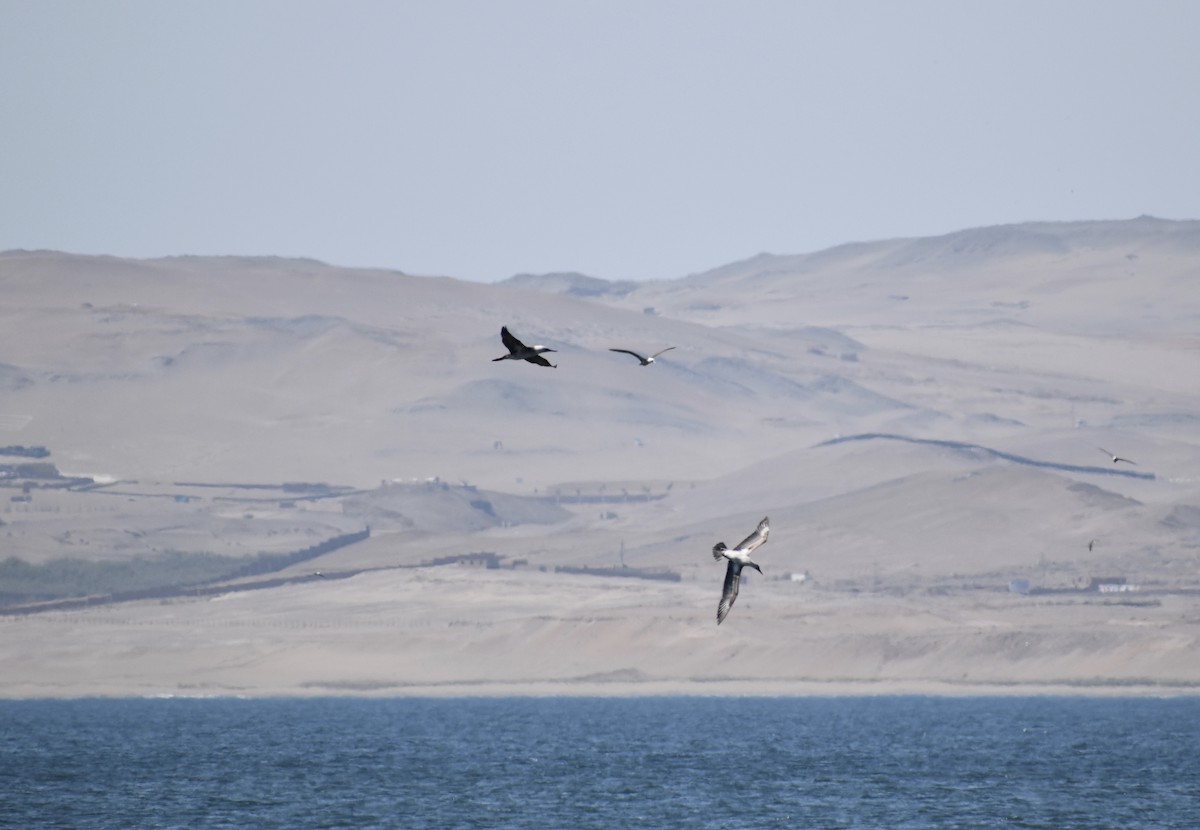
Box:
2, 696, 1198, 829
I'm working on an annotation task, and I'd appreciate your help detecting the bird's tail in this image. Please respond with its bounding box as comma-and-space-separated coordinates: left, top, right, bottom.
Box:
712, 542, 727, 561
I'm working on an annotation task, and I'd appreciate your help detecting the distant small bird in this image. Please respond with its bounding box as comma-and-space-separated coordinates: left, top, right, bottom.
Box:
609, 346, 676, 366
712, 516, 770, 625
1098, 447, 1136, 465
1087, 540, 1096, 552
493, 326, 557, 368
312, 571, 327, 578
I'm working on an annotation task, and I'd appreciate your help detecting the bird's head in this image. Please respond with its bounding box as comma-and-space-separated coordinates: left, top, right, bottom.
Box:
748, 561, 763, 575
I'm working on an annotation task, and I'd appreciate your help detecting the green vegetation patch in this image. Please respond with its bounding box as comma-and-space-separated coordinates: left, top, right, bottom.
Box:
0, 551, 238, 604
0, 529, 369, 607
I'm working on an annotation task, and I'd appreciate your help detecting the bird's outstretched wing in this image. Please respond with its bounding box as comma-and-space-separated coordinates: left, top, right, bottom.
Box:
735, 516, 770, 553
609, 348, 648, 362
649, 346, 677, 360
501, 326, 526, 354
1099, 447, 1136, 465
527, 354, 556, 368
717, 561, 742, 624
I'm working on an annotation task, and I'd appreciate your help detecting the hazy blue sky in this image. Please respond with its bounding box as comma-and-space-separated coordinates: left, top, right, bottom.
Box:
2, 1, 1198, 282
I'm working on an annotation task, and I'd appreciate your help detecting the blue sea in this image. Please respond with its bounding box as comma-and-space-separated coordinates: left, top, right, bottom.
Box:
2, 696, 1198, 829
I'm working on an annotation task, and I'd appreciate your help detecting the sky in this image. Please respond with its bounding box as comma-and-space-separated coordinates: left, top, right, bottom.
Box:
2, 1, 1198, 283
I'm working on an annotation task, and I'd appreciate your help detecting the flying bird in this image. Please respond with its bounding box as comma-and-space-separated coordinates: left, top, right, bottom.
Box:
1098, 447, 1136, 465
609, 346, 676, 366
1087, 539, 1097, 552
493, 326, 557, 368
712, 516, 770, 625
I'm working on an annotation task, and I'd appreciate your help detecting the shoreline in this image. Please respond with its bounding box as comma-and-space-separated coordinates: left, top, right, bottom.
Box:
4, 677, 1199, 701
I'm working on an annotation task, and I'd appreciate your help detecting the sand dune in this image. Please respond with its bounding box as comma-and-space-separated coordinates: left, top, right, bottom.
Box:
1, 218, 1198, 697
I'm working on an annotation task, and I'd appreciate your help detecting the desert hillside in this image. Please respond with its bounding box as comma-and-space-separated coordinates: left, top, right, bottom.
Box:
1, 218, 1198, 697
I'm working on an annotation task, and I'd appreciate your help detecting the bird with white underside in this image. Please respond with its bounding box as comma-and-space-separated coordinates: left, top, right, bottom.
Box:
609, 346, 676, 366
712, 516, 769, 625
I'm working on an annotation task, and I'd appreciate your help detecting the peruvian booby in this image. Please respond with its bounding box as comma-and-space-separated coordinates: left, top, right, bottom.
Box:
608, 346, 676, 366
1098, 447, 1136, 465
493, 326, 557, 368
712, 516, 769, 625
